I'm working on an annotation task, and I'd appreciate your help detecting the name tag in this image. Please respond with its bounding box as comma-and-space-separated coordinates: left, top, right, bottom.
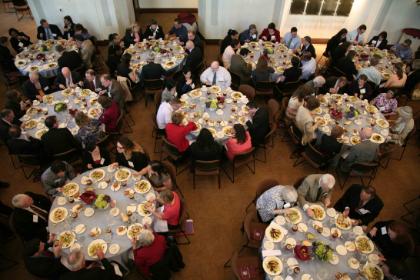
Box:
33, 214, 39, 223
52, 33, 57, 37
357, 208, 370, 215
251, 34, 257, 39
283, 203, 291, 209
18, 42, 24, 47
381, 226, 387, 235
379, 106, 386, 112
128, 161, 134, 168
44, 86, 49, 91
371, 40, 377, 44
360, 88, 366, 94
100, 158, 105, 165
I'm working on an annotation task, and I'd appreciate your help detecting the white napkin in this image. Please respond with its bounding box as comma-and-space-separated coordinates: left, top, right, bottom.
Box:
262, 249, 282, 257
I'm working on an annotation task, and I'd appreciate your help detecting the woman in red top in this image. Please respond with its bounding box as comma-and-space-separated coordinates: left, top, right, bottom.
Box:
259, 22, 281, 43
98, 95, 120, 133
132, 229, 166, 276
149, 190, 181, 230
225, 124, 252, 160
165, 112, 197, 153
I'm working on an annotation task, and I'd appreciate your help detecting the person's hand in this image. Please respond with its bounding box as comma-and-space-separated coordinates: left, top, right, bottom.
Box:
186, 78, 192, 85
98, 89, 106, 95
59, 84, 66, 90
369, 227, 378, 237
362, 225, 368, 232
351, 219, 360, 226
262, 36, 267, 40
48, 233, 56, 243
329, 87, 337, 94
323, 197, 331, 207
96, 247, 105, 260
36, 95, 43, 101
87, 163, 93, 169
111, 162, 119, 168
52, 241, 62, 257
306, 208, 314, 217
57, 187, 63, 193
119, 41, 125, 48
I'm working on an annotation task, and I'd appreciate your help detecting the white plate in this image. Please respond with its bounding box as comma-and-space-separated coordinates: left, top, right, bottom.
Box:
297, 223, 308, 232
74, 224, 86, 234
348, 257, 360, 269
345, 241, 356, 252
70, 243, 81, 252
109, 243, 120, 255
98, 181, 108, 189
57, 197, 67, 206
301, 274, 313, 280
353, 226, 364, 235
286, 257, 298, 267
84, 207, 94, 217
368, 253, 380, 264
116, 226, 127, 236
336, 245, 347, 256
126, 204, 137, 213
274, 215, 286, 225
264, 240, 274, 250
142, 216, 152, 225
321, 227, 330, 237
326, 208, 336, 218
110, 207, 120, 217
329, 253, 339, 265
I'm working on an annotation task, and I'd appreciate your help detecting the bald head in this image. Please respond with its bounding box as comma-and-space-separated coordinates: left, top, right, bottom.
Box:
61, 67, 71, 78
319, 174, 335, 191
313, 76, 326, 88
210, 61, 220, 72
12, 194, 33, 208
360, 127, 373, 140
186, 40, 194, 51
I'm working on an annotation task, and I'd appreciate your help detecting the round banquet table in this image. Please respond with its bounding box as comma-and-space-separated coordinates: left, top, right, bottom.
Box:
19, 88, 102, 139
178, 86, 251, 143
48, 167, 157, 262
261, 206, 383, 280
353, 46, 402, 81
125, 39, 186, 75
242, 41, 295, 77
315, 93, 390, 146
14, 39, 78, 78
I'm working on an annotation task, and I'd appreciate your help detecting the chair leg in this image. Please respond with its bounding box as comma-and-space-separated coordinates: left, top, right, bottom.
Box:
222, 164, 234, 183
397, 145, 406, 161
218, 172, 221, 189
192, 173, 196, 189
293, 156, 304, 167
174, 230, 191, 245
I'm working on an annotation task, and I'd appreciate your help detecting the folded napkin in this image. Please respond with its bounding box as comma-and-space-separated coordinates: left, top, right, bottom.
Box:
262, 249, 282, 257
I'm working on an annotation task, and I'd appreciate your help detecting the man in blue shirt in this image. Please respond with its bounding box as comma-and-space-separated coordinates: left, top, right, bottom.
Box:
391, 39, 413, 63
282, 27, 301, 51
167, 18, 188, 45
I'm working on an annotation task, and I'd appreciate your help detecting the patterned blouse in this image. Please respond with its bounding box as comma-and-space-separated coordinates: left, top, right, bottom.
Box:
256, 185, 290, 223
372, 93, 397, 114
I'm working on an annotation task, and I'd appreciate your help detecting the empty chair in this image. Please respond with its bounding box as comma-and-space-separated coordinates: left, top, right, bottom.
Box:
239, 84, 256, 101
191, 159, 222, 189
144, 78, 163, 107
223, 147, 256, 183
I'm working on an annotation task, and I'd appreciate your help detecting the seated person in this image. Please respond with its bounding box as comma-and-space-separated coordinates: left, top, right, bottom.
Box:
304, 75, 326, 95
321, 76, 347, 94
286, 84, 313, 119
251, 57, 275, 83
200, 61, 232, 88
63, 15, 75, 39
184, 40, 203, 72
347, 74, 373, 100
143, 19, 164, 40
136, 161, 173, 192
74, 35, 95, 69
132, 229, 166, 277
148, 190, 181, 229
296, 173, 335, 215
7, 125, 42, 156
381, 63, 407, 89
23, 71, 51, 101
295, 96, 321, 145
116, 136, 149, 171
36, 19, 62, 40
100, 74, 125, 110
107, 33, 125, 75
300, 36, 316, 58
259, 22, 280, 42
336, 50, 358, 80
222, 39, 240, 69
316, 125, 344, 160
117, 53, 138, 84
388, 106, 414, 146
278, 56, 302, 84
41, 161, 76, 197
55, 67, 83, 89
334, 184, 383, 226
0, 109, 16, 144
74, 24, 92, 40
246, 102, 270, 147
156, 95, 179, 132
357, 55, 382, 86
167, 18, 188, 44
176, 67, 195, 96
225, 124, 252, 160
41, 116, 81, 158
391, 39, 413, 63
98, 95, 120, 133
187, 30, 203, 50
4, 89, 30, 121
239, 24, 258, 44
83, 69, 102, 92
161, 79, 177, 103
220, 29, 239, 55
9, 28, 31, 53
82, 140, 111, 170
371, 90, 398, 117
256, 185, 298, 223
165, 112, 196, 153
368, 31, 388, 50
140, 55, 166, 82
230, 48, 252, 84
56, 45, 83, 71
74, 111, 104, 147
11, 192, 51, 241
282, 27, 301, 51
300, 51, 316, 81
190, 128, 223, 162
346, 24, 366, 45
338, 127, 379, 173
23, 238, 66, 279
60, 249, 120, 280
123, 22, 142, 46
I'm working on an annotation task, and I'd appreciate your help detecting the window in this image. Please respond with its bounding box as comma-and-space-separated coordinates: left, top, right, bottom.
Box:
290, 0, 354, 16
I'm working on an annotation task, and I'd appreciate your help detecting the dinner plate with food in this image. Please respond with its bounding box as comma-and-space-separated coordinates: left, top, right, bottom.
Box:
87, 107, 102, 119
189, 89, 202, 98
313, 107, 322, 115
127, 223, 143, 239
23, 119, 38, 130
137, 202, 153, 216
335, 213, 352, 230
345, 241, 355, 251
362, 263, 384, 280
35, 129, 48, 139
348, 257, 360, 269
209, 85, 222, 95
74, 224, 86, 234
265, 223, 285, 242
58, 231, 76, 248
355, 235, 374, 254
350, 135, 361, 145
262, 256, 283, 276
285, 208, 302, 224
87, 239, 107, 258
375, 119, 389, 129
89, 168, 105, 182
109, 243, 120, 255
336, 244, 347, 256
49, 207, 68, 223
62, 182, 80, 197
134, 180, 151, 194
80, 89, 91, 97
309, 204, 326, 220
114, 168, 131, 182
109, 207, 120, 217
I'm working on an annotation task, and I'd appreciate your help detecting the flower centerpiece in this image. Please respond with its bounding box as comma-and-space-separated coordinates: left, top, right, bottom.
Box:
345, 106, 359, 119
312, 241, 334, 262
330, 108, 343, 120
94, 194, 111, 209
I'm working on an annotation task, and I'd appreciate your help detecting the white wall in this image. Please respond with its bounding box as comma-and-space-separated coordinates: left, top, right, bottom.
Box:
138, 0, 198, 8
27, 0, 135, 40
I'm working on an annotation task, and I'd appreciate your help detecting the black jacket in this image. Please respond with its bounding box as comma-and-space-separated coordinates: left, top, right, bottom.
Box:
7, 137, 42, 156
37, 24, 63, 40
336, 56, 358, 80
185, 47, 203, 71
246, 107, 270, 147
347, 80, 373, 100
143, 25, 164, 40
368, 36, 388, 50
55, 71, 82, 88
58, 50, 83, 71
41, 127, 81, 157
176, 76, 194, 96
10, 32, 31, 52
82, 146, 111, 170
0, 119, 12, 144
301, 43, 316, 58
282, 66, 302, 83
123, 30, 142, 46
60, 259, 120, 280
23, 77, 51, 100
83, 76, 102, 91
116, 151, 149, 171
190, 142, 223, 162
63, 23, 75, 39
5, 98, 24, 120
334, 184, 383, 225
12, 192, 51, 241
140, 62, 166, 80
317, 134, 342, 158
325, 35, 345, 57
331, 44, 348, 64
0, 44, 16, 72
24, 242, 67, 278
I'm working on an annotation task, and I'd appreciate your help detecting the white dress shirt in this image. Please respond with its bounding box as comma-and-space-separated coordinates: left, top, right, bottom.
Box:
300, 57, 316, 80
200, 66, 232, 89
222, 46, 236, 69
346, 29, 364, 44
156, 102, 173, 129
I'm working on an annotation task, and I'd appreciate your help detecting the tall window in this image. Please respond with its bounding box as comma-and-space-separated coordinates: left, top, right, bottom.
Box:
290, 0, 354, 16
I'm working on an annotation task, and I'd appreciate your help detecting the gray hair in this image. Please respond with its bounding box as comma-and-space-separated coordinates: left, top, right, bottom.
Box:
319, 174, 335, 189
313, 76, 326, 88
137, 229, 155, 247
11, 194, 29, 208
282, 186, 298, 203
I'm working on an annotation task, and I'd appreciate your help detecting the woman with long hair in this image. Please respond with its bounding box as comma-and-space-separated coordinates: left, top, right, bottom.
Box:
136, 161, 173, 192
190, 128, 223, 162
124, 22, 142, 46
368, 31, 388, 50
115, 136, 149, 171
63, 15, 75, 39
225, 124, 252, 160
220, 29, 239, 54
324, 28, 348, 57
251, 56, 275, 83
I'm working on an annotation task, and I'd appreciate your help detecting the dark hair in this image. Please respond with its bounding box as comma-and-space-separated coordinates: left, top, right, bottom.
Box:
378, 31, 387, 39
196, 128, 216, 148
0, 109, 13, 118
358, 74, 368, 81
255, 56, 269, 72
346, 50, 357, 59
0, 36, 8, 44
341, 41, 351, 52
74, 34, 85, 42
101, 73, 112, 81
230, 39, 240, 48
333, 28, 348, 39
149, 160, 168, 175
330, 125, 344, 139
247, 101, 259, 109
85, 139, 97, 152
108, 33, 118, 41
5, 89, 19, 101
301, 51, 312, 61
404, 39, 412, 46
8, 125, 21, 138
395, 63, 404, 80
361, 185, 376, 196
118, 135, 135, 150
304, 36, 311, 44
40, 19, 47, 25
182, 67, 191, 75
291, 56, 300, 68
227, 29, 238, 37
305, 96, 320, 111
268, 22, 276, 29
293, 84, 313, 101
51, 161, 66, 174
291, 27, 298, 33
233, 124, 247, 144
370, 55, 380, 66
64, 15, 74, 24
74, 23, 87, 33
121, 53, 131, 65
150, 19, 158, 25
55, 45, 64, 53
85, 69, 95, 76
358, 24, 367, 31
164, 79, 176, 90
388, 221, 415, 255
98, 95, 112, 108
44, 116, 57, 129
239, 48, 250, 56
8, 28, 19, 36
171, 112, 183, 125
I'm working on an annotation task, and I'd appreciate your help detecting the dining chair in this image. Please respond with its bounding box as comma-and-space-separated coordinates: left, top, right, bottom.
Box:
254, 80, 275, 96
256, 124, 277, 163
16, 153, 42, 180
336, 161, 379, 189
52, 148, 81, 165
167, 198, 191, 245
228, 248, 264, 280
223, 147, 256, 183
143, 78, 163, 107
288, 124, 304, 159
161, 160, 185, 199
238, 84, 256, 101
277, 79, 302, 97
293, 142, 328, 168
229, 71, 241, 90
152, 113, 165, 153
243, 209, 268, 249
160, 137, 189, 175
244, 178, 279, 213
191, 159, 222, 189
